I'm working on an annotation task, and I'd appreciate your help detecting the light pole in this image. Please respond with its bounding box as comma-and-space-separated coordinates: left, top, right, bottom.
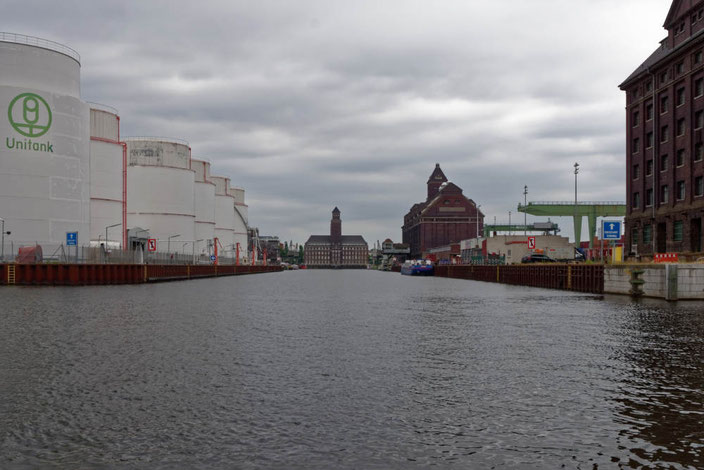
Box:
0, 218, 6, 262
167, 234, 180, 253
574, 162, 580, 245
476, 204, 481, 242
508, 210, 512, 235
523, 185, 528, 236
105, 223, 121, 249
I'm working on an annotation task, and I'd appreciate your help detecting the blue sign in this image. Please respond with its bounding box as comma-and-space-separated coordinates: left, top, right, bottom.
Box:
602, 220, 622, 240
210, 255, 216, 261
66, 232, 78, 246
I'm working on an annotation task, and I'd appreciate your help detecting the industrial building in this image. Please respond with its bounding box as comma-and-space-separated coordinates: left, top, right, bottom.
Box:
0, 33, 252, 262
304, 208, 368, 268
402, 164, 484, 259
621, 0, 704, 256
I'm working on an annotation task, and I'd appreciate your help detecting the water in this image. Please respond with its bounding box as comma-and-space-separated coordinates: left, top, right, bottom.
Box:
1, 270, 703, 469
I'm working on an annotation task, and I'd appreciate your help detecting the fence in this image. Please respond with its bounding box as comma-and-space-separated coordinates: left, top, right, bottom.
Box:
0, 242, 254, 266
434, 264, 604, 294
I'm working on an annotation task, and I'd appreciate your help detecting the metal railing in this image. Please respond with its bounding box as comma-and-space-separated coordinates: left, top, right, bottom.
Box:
123, 136, 190, 146
521, 201, 626, 206
0, 32, 80, 63
87, 102, 119, 115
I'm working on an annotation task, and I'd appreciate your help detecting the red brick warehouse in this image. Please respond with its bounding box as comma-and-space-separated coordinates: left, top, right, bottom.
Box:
402, 164, 484, 259
621, 0, 704, 256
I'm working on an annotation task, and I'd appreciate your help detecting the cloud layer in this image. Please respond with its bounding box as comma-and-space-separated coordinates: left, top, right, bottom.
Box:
5, 0, 668, 243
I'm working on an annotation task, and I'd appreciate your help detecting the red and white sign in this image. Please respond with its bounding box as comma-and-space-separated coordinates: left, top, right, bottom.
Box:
527, 236, 536, 250
147, 238, 157, 252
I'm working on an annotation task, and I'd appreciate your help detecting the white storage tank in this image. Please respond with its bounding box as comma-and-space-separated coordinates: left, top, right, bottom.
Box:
0, 34, 90, 254
89, 104, 124, 246
230, 185, 249, 260
191, 158, 215, 255
211, 175, 236, 256
125, 137, 195, 250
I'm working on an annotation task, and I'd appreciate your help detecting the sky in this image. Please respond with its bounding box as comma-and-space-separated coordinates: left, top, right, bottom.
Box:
5, 0, 671, 245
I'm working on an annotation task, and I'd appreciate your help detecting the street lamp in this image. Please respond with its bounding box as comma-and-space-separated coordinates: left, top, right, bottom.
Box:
574, 162, 580, 245
508, 210, 512, 235
167, 234, 180, 253
523, 185, 528, 236
0, 218, 9, 262
476, 204, 482, 242
105, 223, 121, 249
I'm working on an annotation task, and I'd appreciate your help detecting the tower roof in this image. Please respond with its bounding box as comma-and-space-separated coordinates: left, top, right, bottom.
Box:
427, 163, 448, 183
332, 206, 340, 214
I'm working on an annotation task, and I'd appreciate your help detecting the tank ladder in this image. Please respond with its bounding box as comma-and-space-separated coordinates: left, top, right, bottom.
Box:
7, 264, 16, 285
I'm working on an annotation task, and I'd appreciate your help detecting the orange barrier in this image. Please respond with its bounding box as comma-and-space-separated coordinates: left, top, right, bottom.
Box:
653, 253, 679, 263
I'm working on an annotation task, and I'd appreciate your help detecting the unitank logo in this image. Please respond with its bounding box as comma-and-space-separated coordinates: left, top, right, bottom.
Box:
8, 93, 52, 137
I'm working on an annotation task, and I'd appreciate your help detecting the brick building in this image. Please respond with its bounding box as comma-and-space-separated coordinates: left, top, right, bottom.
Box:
621, 0, 704, 255
304, 207, 368, 268
402, 164, 483, 259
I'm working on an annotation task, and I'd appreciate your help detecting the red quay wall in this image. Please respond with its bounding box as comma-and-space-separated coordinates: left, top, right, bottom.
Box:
1, 264, 282, 286
434, 264, 604, 294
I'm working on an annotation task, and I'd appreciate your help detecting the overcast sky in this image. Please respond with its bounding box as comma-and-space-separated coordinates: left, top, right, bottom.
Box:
5, 0, 670, 244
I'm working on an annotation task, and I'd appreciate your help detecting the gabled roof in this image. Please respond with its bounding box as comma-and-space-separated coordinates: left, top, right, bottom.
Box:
427, 163, 448, 183
664, 0, 685, 28
305, 235, 368, 245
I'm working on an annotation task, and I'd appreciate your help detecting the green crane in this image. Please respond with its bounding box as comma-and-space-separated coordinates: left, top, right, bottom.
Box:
517, 202, 626, 248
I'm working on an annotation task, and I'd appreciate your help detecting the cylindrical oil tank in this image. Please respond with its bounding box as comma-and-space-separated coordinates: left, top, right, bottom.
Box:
125, 137, 195, 249
89, 104, 124, 245
230, 185, 249, 260
0, 34, 90, 254
192, 158, 215, 255
211, 175, 236, 256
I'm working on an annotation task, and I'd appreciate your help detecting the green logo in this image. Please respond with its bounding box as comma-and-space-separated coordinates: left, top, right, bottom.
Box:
8, 93, 52, 138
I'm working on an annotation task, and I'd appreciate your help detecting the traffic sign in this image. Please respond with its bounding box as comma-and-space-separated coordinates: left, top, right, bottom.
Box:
66, 232, 77, 246
210, 255, 216, 261
147, 238, 157, 252
602, 220, 622, 240
527, 236, 536, 250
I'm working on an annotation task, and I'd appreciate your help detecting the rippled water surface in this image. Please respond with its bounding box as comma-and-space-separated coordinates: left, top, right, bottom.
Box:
1, 270, 703, 468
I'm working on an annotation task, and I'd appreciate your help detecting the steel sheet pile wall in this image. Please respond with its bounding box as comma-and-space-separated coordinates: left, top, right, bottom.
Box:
89, 107, 124, 243
434, 264, 604, 294
3, 263, 281, 285
0, 38, 90, 252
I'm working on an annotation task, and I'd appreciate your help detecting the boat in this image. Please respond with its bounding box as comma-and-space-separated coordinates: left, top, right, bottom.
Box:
400, 259, 434, 276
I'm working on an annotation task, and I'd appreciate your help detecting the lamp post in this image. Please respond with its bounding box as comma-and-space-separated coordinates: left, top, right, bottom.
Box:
476, 204, 481, 242
167, 234, 180, 253
508, 210, 512, 235
0, 218, 5, 262
523, 185, 528, 236
105, 223, 121, 249
574, 162, 580, 245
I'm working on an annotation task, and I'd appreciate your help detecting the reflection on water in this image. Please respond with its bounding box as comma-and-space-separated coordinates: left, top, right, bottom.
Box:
0, 271, 702, 468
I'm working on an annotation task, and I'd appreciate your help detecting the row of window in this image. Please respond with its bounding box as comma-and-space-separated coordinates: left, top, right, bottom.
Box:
631, 50, 704, 100
632, 177, 704, 208
632, 83, 704, 130
633, 146, 704, 176
631, 221, 685, 245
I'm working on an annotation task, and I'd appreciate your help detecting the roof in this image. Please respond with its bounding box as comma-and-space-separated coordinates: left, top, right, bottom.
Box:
427, 163, 448, 183
620, 16, 704, 88
305, 235, 368, 245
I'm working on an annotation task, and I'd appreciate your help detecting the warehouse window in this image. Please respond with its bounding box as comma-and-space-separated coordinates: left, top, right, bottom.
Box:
696, 176, 704, 197
674, 221, 684, 242
632, 228, 639, 245
661, 154, 669, 171
677, 87, 685, 106
633, 192, 640, 208
646, 188, 654, 207
643, 225, 652, 244
677, 149, 686, 166
697, 78, 704, 97
662, 185, 670, 203
677, 181, 686, 200
677, 118, 686, 136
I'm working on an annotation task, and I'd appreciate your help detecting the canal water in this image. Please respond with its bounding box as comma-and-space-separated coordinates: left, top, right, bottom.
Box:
1, 270, 703, 469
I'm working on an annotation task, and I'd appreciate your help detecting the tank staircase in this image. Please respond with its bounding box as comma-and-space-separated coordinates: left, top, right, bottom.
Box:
7, 264, 16, 285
